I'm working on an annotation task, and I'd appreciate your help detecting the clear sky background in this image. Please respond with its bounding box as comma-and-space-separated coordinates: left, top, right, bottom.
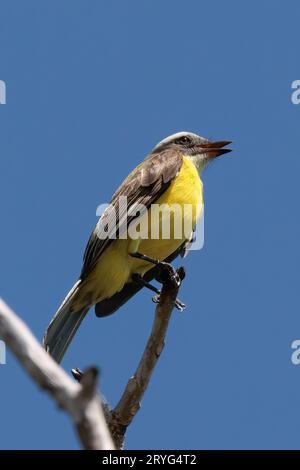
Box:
0, 0, 300, 450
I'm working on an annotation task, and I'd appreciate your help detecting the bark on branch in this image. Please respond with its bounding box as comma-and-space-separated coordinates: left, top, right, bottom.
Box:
0, 298, 114, 450
108, 271, 183, 448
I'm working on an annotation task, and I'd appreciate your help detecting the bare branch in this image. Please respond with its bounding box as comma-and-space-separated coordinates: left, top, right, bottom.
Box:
71, 270, 183, 449
0, 298, 114, 450
111, 269, 184, 447
0, 265, 184, 449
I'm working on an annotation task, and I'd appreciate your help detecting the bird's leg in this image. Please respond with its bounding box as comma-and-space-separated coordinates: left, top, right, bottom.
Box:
130, 252, 185, 287
131, 273, 160, 296
130, 254, 186, 311
130, 252, 160, 265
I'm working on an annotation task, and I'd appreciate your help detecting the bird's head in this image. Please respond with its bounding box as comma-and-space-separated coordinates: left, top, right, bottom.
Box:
151, 131, 232, 173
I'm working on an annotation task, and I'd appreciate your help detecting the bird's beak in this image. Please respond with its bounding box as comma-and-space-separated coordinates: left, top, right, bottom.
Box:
198, 140, 232, 158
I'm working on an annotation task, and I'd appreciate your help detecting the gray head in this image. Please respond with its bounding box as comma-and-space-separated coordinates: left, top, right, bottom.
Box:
151, 131, 232, 172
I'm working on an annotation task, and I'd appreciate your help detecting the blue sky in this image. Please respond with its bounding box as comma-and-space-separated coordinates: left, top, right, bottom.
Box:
1, 0, 300, 449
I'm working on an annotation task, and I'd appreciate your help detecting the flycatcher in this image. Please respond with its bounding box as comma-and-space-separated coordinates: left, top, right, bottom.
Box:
44, 132, 232, 362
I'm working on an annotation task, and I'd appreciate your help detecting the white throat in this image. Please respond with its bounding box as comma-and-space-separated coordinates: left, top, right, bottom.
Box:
189, 154, 209, 176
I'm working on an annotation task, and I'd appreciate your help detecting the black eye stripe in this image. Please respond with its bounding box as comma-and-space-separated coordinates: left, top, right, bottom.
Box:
176, 136, 191, 145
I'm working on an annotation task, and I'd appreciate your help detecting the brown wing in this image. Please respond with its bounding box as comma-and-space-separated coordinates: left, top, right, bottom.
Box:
80, 148, 183, 280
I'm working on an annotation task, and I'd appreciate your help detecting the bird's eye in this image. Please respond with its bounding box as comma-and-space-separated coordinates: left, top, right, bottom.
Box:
177, 136, 191, 145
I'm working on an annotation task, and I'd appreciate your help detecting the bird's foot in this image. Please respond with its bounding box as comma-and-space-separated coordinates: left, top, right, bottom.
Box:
152, 293, 186, 312
154, 263, 185, 289
71, 367, 83, 382
131, 252, 186, 310
154, 264, 186, 311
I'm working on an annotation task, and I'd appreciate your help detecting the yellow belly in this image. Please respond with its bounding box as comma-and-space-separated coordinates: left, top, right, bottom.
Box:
76, 157, 203, 306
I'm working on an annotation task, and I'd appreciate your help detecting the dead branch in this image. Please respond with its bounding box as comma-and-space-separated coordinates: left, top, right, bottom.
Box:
0, 266, 183, 449
0, 298, 114, 450
109, 269, 184, 448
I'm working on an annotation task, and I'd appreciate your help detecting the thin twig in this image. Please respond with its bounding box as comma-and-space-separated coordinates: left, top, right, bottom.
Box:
0, 298, 114, 450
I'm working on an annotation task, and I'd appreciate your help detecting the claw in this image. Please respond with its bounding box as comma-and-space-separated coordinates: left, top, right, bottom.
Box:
152, 294, 160, 304
152, 294, 186, 312
175, 299, 186, 312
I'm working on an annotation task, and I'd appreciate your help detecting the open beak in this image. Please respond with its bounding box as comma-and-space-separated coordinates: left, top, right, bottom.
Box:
198, 140, 232, 158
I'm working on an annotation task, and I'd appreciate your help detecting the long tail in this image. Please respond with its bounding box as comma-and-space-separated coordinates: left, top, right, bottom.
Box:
43, 280, 88, 363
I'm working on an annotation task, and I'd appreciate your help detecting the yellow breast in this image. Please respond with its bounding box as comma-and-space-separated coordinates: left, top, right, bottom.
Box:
131, 156, 203, 272
159, 155, 203, 216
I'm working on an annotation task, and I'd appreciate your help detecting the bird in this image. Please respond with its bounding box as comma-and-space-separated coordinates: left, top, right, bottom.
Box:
43, 131, 232, 363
